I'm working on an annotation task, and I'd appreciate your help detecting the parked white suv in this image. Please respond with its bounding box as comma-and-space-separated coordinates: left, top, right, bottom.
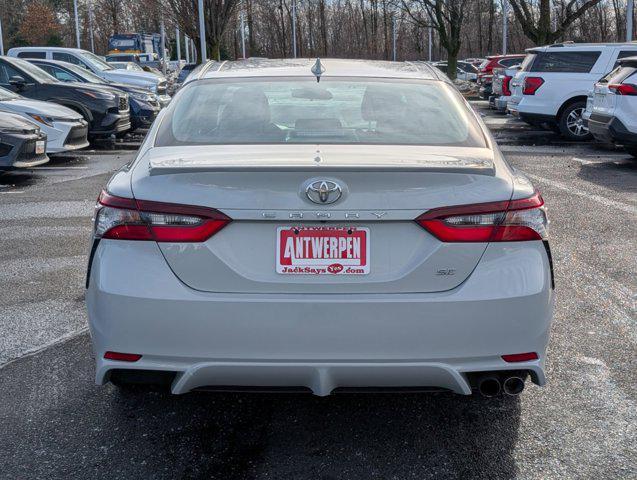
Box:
586, 56, 637, 157
508, 43, 637, 140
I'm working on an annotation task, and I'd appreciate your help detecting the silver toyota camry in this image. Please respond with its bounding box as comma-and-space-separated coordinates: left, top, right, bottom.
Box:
86, 59, 554, 397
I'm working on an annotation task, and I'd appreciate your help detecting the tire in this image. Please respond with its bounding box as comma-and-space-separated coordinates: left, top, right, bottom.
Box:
558, 101, 592, 141
624, 145, 637, 158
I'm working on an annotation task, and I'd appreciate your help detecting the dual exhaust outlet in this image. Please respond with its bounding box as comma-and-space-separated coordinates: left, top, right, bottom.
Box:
477, 373, 525, 397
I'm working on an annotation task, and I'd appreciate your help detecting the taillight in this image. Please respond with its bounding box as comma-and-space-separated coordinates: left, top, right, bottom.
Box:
608, 83, 637, 95
523, 76, 544, 95
502, 75, 512, 96
94, 190, 231, 242
415, 191, 548, 242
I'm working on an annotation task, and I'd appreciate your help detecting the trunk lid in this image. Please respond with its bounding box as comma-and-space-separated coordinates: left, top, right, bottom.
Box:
131, 145, 512, 294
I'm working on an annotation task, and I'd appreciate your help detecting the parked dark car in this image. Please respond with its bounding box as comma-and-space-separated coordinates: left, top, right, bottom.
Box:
0, 111, 48, 169
28, 59, 161, 131
0, 56, 130, 138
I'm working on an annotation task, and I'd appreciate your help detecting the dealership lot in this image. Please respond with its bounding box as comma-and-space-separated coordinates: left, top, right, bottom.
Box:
0, 104, 635, 479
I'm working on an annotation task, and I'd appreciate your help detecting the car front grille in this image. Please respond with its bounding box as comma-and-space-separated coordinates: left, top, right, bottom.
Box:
17, 134, 46, 162
118, 96, 129, 112
64, 123, 89, 147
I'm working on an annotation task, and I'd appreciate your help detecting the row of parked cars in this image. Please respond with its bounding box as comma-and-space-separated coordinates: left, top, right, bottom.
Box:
0, 46, 177, 170
485, 42, 637, 157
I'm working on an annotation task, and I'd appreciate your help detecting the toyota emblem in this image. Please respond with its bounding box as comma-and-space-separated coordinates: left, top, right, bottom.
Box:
305, 180, 342, 204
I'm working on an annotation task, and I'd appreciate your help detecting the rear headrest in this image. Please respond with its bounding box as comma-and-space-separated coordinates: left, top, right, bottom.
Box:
361, 85, 406, 122
219, 86, 271, 129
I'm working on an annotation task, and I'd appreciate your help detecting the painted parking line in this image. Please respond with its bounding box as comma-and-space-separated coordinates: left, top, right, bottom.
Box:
526, 173, 637, 215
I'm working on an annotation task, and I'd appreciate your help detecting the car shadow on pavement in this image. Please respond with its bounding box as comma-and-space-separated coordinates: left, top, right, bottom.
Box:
576, 157, 637, 193
107, 388, 522, 480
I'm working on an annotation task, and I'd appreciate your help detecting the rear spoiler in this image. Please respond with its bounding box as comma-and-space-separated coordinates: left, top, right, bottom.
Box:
145, 146, 497, 176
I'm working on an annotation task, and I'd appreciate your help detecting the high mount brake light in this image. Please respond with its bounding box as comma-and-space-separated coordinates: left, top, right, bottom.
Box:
523, 76, 544, 95
94, 190, 231, 242
415, 191, 548, 243
608, 83, 637, 96
502, 75, 512, 96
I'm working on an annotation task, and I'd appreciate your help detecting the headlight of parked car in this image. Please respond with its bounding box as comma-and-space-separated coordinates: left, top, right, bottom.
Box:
26, 113, 73, 127
129, 91, 156, 103
81, 90, 117, 101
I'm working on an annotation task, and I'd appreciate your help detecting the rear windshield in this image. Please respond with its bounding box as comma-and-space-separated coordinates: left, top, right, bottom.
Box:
155, 77, 486, 147
527, 51, 601, 73
599, 65, 637, 84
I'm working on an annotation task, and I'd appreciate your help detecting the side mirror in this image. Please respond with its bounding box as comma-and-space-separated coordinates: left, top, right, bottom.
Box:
9, 75, 27, 90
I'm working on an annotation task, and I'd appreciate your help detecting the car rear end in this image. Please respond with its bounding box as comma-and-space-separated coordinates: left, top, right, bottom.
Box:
86, 63, 554, 396
0, 113, 48, 169
587, 57, 637, 149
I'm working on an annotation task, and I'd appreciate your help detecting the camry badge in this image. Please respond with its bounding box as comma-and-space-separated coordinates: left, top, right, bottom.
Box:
305, 180, 342, 204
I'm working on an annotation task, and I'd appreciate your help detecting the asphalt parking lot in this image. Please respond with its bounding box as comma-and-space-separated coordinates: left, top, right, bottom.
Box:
0, 105, 635, 480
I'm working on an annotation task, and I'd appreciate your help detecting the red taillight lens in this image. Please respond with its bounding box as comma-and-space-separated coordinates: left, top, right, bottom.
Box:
502, 352, 539, 363
502, 75, 512, 96
523, 76, 544, 95
94, 190, 231, 242
104, 351, 142, 362
415, 191, 548, 243
608, 83, 637, 96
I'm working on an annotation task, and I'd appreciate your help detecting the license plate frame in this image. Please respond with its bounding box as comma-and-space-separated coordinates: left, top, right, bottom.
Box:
276, 226, 370, 275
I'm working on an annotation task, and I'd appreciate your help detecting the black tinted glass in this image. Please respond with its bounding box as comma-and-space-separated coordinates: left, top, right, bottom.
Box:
18, 51, 46, 59
530, 51, 600, 73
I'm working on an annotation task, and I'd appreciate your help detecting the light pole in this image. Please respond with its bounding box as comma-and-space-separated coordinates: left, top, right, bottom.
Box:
392, 15, 397, 61
428, 26, 432, 61
185, 36, 190, 63
89, 1, 95, 52
0, 16, 4, 56
292, 0, 297, 58
240, 11, 246, 58
73, 0, 81, 48
502, 0, 508, 55
160, 20, 167, 75
628, 0, 634, 41
198, 0, 207, 62
176, 27, 181, 62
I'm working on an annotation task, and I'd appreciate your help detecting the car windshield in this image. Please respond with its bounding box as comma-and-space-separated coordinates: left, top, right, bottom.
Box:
10, 58, 58, 83
63, 63, 108, 84
155, 77, 486, 147
0, 86, 19, 100
79, 51, 114, 71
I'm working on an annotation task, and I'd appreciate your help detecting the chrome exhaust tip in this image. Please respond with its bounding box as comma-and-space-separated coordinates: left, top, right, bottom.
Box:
502, 376, 525, 396
478, 376, 501, 397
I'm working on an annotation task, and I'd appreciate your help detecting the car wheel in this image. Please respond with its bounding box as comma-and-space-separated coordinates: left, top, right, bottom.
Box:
558, 101, 592, 141
624, 145, 637, 158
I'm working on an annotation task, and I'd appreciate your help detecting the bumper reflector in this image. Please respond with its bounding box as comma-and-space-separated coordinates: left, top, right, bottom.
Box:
502, 352, 539, 363
104, 351, 142, 362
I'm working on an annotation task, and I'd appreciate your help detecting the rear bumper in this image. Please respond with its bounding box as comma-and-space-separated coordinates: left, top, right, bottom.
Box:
87, 240, 555, 396
587, 113, 637, 145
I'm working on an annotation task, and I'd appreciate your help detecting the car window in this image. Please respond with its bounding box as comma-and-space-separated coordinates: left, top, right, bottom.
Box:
613, 50, 637, 68
529, 51, 601, 73
0, 61, 25, 84
52, 52, 82, 66
156, 77, 486, 148
79, 51, 114, 71
17, 51, 46, 59
499, 57, 523, 67
600, 65, 637, 84
49, 66, 79, 82
5, 57, 57, 83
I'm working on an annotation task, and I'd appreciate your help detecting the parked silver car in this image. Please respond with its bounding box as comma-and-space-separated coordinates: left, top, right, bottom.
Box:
86, 59, 554, 397
0, 111, 48, 169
